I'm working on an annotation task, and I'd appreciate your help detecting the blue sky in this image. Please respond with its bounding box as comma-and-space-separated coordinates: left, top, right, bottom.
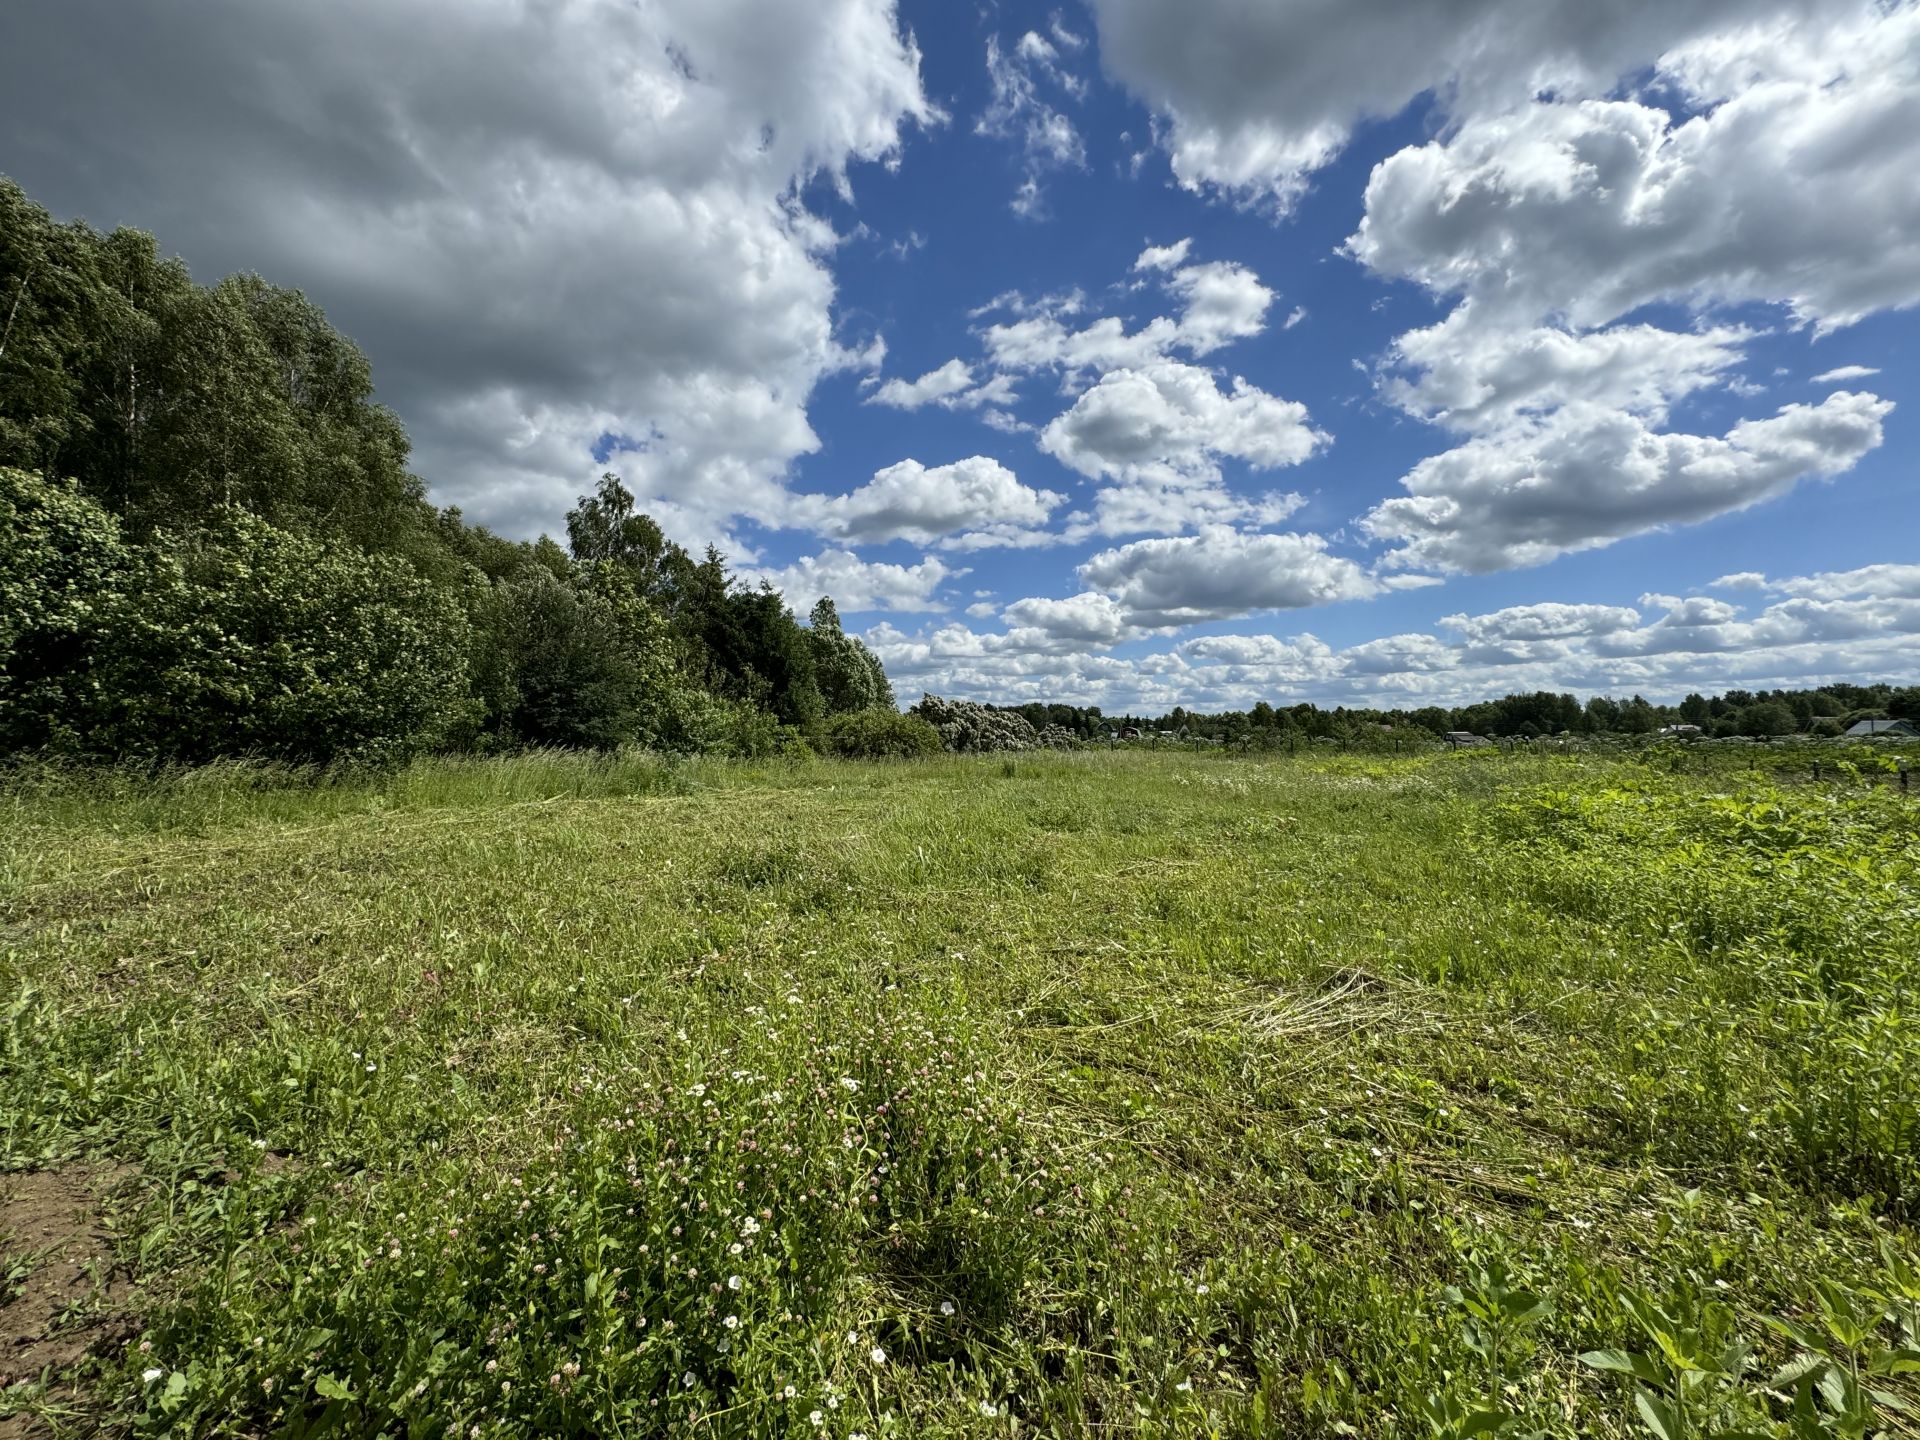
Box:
4, 0, 1915, 709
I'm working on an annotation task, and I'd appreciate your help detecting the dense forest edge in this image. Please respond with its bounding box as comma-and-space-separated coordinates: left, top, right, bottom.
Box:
3, 173, 1914, 772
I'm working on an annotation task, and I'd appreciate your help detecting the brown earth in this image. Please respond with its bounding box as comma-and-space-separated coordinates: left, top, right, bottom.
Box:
0, 1165, 136, 1438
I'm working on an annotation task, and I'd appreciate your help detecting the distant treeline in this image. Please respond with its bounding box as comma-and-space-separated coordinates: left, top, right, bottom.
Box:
1, 176, 932, 766
6, 175, 1912, 769
991, 685, 1920, 743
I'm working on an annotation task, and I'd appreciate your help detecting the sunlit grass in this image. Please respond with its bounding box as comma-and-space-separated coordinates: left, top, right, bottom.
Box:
2, 748, 1916, 1436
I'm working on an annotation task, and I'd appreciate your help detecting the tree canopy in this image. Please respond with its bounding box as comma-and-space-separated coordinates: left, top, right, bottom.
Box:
0, 176, 894, 766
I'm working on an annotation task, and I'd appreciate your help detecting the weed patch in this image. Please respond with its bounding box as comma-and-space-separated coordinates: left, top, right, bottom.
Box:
1, 749, 1916, 1436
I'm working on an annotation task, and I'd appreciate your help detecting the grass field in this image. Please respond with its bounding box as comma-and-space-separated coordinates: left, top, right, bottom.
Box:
3, 748, 1918, 1438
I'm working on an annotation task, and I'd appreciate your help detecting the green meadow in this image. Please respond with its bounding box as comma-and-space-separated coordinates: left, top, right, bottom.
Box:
3, 747, 1918, 1438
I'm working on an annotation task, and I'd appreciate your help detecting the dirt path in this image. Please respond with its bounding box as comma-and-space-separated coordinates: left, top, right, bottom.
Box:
0, 1165, 135, 1437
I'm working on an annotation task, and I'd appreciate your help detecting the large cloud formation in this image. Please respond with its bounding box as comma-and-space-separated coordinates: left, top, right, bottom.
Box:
1345, 5, 1920, 332
1338, 1, 1913, 574
1091, 0, 1909, 580
788, 457, 1062, 550
1076, 529, 1377, 628
0, 0, 934, 546
1086, 0, 1848, 209
1362, 391, 1893, 573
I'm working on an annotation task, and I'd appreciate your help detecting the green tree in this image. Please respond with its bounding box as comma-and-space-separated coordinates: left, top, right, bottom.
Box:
1616, 696, 1658, 734
0, 468, 132, 753
1, 179, 433, 556
485, 566, 643, 750
807, 596, 892, 715
1737, 700, 1798, 737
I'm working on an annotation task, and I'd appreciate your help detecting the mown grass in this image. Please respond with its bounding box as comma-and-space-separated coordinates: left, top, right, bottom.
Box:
2, 747, 1917, 1438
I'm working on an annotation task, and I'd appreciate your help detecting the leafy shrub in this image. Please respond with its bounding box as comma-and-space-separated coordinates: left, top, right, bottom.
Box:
104, 512, 473, 765
820, 707, 942, 759
477, 564, 701, 752
912, 693, 1039, 752
3, 472, 475, 765
0, 468, 133, 753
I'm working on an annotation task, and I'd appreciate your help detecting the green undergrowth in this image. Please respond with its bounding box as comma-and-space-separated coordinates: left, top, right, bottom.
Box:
2, 749, 1916, 1437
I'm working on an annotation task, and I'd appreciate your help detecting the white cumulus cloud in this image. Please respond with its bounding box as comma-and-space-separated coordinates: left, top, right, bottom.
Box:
0, 0, 937, 550
1040, 362, 1325, 484
1078, 528, 1377, 627
1086, 0, 1830, 207
787, 456, 1062, 548
1364, 391, 1893, 573
1346, 6, 1920, 333
737, 549, 961, 615
1382, 317, 1754, 432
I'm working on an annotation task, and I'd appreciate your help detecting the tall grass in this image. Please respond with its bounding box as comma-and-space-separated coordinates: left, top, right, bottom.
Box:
1, 748, 1915, 1437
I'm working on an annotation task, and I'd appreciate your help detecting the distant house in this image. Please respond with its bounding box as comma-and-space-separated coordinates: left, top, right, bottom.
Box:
1845, 718, 1920, 738
1444, 731, 1492, 748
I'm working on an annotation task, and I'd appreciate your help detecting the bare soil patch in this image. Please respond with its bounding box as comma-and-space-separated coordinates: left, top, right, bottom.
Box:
0, 1165, 135, 1437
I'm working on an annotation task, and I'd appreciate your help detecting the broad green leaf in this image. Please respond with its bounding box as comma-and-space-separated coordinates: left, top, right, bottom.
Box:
1634, 1387, 1681, 1440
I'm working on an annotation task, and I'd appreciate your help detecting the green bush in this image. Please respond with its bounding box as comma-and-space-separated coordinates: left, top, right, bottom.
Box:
104, 511, 474, 765
821, 707, 943, 759
0, 468, 133, 753
4, 470, 478, 766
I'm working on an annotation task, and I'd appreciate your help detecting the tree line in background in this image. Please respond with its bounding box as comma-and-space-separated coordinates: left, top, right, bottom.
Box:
0, 176, 932, 766
3, 174, 1912, 771
984, 683, 1920, 746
